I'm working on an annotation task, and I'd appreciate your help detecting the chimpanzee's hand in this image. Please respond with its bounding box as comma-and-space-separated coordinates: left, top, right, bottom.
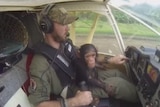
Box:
105, 84, 116, 97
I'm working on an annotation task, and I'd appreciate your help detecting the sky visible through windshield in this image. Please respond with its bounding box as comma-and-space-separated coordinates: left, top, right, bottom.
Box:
110, 0, 160, 6
131, 0, 160, 6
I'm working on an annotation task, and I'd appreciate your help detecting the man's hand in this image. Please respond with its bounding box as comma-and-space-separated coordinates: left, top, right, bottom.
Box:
108, 54, 129, 65
73, 90, 93, 106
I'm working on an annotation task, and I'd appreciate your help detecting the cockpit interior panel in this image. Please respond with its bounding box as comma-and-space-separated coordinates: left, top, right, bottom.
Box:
125, 46, 160, 107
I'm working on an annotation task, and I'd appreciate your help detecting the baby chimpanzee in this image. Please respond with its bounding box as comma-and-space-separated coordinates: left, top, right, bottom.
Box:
75, 44, 139, 104
76, 44, 115, 96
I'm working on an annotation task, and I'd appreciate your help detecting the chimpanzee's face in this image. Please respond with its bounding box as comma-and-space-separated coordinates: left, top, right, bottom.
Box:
84, 51, 96, 69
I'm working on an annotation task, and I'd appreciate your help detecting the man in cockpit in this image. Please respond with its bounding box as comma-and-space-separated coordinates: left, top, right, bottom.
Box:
28, 4, 138, 107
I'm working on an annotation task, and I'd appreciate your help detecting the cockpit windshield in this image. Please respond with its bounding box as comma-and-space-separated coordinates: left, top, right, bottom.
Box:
109, 0, 160, 30
108, 0, 160, 53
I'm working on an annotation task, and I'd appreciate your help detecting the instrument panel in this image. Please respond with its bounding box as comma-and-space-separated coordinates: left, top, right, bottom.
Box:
125, 46, 160, 107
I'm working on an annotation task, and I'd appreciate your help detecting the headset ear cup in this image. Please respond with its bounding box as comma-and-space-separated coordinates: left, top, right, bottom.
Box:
39, 4, 55, 34
40, 16, 53, 33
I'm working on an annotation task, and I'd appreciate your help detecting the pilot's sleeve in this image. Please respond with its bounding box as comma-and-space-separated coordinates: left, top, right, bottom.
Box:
28, 54, 62, 106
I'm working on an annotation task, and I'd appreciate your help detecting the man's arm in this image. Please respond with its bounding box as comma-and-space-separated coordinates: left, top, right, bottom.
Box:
104, 54, 129, 65
36, 91, 93, 107
29, 55, 93, 107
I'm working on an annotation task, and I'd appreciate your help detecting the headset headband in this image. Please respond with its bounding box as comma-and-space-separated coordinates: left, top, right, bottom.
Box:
40, 3, 55, 16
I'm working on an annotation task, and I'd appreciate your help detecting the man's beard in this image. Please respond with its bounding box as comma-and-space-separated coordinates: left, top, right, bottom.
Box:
52, 34, 64, 42
53, 35, 64, 42
66, 33, 70, 38
52, 33, 70, 43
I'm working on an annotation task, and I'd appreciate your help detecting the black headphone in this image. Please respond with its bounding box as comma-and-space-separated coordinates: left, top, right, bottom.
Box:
39, 4, 55, 34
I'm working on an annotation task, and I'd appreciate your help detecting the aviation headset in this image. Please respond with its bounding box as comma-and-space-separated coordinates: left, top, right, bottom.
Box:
39, 4, 55, 34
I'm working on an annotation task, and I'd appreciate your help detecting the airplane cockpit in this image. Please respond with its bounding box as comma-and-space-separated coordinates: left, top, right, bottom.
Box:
0, 0, 160, 107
